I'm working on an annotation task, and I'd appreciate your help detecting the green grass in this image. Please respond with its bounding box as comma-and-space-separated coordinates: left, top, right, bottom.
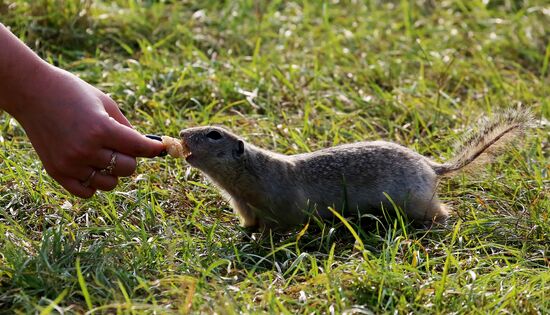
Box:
0, 0, 549, 313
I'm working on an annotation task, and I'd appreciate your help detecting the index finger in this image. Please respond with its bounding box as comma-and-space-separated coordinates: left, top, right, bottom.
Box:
105, 119, 165, 158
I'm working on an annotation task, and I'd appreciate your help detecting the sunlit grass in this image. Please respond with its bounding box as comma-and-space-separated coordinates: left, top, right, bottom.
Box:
0, 0, 548, 313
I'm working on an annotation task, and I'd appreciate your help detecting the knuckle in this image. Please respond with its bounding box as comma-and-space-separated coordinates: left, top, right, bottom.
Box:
65, 145, 91, 161
86, 119, 111, 140
103, 95, 117, 108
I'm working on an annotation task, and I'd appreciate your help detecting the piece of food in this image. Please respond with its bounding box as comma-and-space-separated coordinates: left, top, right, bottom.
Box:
161, 136, 188, 158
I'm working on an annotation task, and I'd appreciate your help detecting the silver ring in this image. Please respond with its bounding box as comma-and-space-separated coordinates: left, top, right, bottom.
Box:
100, 151, 117, 175
82, 170, 96, 188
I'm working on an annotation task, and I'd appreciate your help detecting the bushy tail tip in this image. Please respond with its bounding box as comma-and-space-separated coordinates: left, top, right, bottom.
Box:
432, 108, 533, 176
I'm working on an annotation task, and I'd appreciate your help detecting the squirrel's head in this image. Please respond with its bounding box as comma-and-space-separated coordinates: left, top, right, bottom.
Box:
179, 126, 245, 173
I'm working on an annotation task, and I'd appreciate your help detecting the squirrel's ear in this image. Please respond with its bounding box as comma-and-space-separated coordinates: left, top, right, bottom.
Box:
236, 140, 245, 156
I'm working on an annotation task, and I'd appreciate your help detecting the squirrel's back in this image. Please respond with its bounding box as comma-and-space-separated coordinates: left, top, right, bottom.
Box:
287, 141, 440, 222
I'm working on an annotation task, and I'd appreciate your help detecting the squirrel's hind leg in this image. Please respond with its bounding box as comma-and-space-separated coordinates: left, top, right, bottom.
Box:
407, 198, 450, 226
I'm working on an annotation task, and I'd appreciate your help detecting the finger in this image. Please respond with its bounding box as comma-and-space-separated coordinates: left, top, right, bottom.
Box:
56, 176, 97, 198
106, 121, 165, 158
47, 164, 96, 187
89, 173, 119, 191
91, 149, 137, 177
99, 92, 133, 128
109, 153, 136, 177
72, 167, 118, 192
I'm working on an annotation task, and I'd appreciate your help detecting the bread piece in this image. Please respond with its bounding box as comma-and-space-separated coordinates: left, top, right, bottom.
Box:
161, 136, 186, 158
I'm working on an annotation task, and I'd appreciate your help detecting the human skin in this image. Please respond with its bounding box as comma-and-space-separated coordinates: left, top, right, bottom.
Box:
0, 23, 164, 198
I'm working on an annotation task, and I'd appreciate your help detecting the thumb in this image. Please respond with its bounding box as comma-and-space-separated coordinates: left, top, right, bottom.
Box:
100, 93, 133, 128
106, 120, 165, 158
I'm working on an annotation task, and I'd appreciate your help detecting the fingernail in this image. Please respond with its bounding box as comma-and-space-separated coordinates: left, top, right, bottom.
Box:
146, 134, 167, 157
146, 134, 162, 141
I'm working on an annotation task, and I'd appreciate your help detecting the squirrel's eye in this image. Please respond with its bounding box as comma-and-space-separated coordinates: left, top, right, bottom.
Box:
206, 130, 223, 140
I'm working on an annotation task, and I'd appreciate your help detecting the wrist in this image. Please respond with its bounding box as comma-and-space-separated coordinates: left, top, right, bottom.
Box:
3, 60, 60, 120
0, 24, 63, 120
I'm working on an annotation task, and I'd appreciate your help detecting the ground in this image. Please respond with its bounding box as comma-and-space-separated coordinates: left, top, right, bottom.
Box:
0, 0, 548, 314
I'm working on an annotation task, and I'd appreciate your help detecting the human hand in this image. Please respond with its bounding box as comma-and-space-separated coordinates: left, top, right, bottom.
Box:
9, 65, 164, 198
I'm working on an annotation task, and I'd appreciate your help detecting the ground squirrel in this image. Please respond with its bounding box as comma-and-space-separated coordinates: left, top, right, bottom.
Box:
167, 109, 531, 231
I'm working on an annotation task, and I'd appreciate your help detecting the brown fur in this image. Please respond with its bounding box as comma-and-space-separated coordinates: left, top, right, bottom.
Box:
178, 109, 531, 230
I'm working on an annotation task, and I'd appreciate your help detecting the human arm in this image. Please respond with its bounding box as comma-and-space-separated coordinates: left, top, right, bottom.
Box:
0, 23, 164, 197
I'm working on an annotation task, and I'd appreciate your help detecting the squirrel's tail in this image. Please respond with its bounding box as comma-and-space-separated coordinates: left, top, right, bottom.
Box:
431, 108, 532, 176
